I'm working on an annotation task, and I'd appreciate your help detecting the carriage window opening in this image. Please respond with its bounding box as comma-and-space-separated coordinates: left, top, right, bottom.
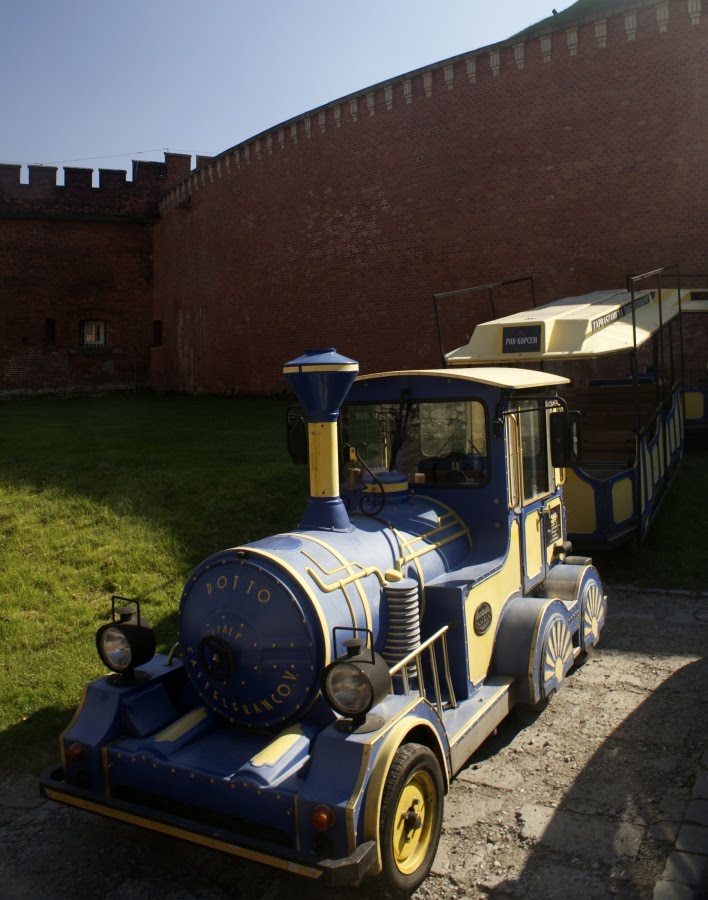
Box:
341, 399, 488, 485
517, 400, 549, 502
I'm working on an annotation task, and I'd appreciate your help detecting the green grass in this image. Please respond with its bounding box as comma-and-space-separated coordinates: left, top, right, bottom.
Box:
0, 394, 307, 770
0, 394, 705, 773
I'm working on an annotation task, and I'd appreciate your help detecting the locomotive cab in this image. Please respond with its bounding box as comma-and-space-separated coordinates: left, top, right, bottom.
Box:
41, 350, 605, 896
340, 368, 575, 590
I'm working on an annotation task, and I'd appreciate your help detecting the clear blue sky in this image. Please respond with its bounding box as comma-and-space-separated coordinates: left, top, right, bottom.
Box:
1, 0, 573, 181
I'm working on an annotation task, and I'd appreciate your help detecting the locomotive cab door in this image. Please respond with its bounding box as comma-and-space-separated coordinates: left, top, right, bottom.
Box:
507, 399, 560, 593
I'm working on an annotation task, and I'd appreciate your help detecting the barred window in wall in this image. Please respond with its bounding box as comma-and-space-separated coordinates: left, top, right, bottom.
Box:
44, 318, 56, 348
80, 320, 107, 347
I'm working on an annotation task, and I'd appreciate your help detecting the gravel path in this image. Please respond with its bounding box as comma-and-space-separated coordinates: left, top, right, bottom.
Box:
1, 587, 706, 899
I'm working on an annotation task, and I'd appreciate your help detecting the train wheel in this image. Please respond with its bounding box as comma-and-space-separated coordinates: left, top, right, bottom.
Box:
516, 613, 573, 724
579, 568, 606, 654
541, 613, 574, 700
379, 743, 444, 896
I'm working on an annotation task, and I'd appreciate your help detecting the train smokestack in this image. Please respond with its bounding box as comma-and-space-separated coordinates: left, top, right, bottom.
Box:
283, 348, 359, 531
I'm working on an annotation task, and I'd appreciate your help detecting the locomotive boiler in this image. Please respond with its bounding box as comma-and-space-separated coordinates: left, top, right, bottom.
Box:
41, 348, 606, 894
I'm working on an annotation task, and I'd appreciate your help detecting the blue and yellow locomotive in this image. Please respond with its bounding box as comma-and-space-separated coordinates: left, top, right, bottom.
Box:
41, 349, 606, 894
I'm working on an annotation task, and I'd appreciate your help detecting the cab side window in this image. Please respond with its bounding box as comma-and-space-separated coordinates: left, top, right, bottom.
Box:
518, 400, 549, 502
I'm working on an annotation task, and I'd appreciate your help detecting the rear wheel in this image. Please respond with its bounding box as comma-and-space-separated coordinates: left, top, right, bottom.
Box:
379, 743, 444, 896
579, 569, 606, 654
541, 614, 573, 697
516, 612, 572, 725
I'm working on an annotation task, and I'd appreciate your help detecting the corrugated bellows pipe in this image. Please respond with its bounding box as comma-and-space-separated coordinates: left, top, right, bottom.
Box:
381, 577, 421, 683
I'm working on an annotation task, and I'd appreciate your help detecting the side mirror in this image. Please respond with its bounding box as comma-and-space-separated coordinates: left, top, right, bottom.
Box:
286, 407, 308, 465
550, 409, 581, 468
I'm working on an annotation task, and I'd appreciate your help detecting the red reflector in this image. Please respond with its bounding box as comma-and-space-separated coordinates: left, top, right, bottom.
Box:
65, 742, 84, 762
311, 804, 335, 832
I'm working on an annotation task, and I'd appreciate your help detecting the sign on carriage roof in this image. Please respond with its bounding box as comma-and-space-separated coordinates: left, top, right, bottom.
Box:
590, 292, 651, 334
445, 287, 703, 365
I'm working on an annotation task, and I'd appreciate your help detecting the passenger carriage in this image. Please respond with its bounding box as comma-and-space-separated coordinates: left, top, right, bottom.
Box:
443, 269, 707, 550
680, 280, 708, 433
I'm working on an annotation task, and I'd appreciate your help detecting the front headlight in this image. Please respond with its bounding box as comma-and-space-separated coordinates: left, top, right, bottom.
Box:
321, 635, 392, 728
323, 662, 373, 716
99, 626, 133, 671
96, 597, 156, 680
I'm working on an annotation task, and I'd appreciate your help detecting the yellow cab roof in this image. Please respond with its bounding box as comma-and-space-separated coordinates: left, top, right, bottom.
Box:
356, 367, 569, 389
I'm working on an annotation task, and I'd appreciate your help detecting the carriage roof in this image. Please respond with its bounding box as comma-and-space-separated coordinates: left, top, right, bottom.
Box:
445, 287, 692, 364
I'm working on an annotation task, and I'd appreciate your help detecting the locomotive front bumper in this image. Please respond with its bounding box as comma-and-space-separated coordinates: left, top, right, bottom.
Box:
39, 765, 377, 885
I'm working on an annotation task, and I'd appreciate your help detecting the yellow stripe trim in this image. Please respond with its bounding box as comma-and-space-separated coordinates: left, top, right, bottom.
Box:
43, 788, 322, 879
154, 707, 208, 743
283, 533, 373, 636
391, 512, 470, 569
299, 552, 357, 629
243, 547, 332, 666
308, 422, 339, 498
250, 726, 305, 768
282, 364, 359, 373
363, 481, 408, 494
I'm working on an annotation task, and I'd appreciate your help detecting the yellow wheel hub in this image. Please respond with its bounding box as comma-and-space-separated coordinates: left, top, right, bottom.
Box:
392, 770, 436, 874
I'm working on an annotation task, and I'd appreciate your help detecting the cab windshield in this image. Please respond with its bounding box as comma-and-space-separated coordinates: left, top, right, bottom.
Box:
341, 399, 488, 485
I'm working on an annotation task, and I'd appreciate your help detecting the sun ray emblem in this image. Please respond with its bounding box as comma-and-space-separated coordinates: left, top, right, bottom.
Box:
581, 577, 606, 650
543, 616, 573, 693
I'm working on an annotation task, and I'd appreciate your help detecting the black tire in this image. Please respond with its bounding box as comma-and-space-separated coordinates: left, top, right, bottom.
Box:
379, 742, 444, 896
573, 647, 592, 669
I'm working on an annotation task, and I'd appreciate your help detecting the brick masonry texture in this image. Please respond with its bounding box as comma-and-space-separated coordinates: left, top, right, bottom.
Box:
152, 0, 708, 393
1, 1, 707, 394
0, 219, 155, 392
0, 155, 189, 393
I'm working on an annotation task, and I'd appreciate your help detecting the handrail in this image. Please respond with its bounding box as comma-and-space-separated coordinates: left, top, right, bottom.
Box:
389, 625, 457, 717
433, 275, 536, 366
625, 264, 681, 544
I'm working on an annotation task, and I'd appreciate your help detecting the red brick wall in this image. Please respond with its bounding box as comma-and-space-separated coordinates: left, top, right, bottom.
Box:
154, 0, 708, 393
0, 154, 190, 393
0, 219, 154, 392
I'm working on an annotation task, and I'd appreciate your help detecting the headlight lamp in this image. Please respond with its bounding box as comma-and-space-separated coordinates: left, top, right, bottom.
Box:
96, 596, 156, 681
99, 626, 133, 671
321, 634, 392, 731
323, 662, 373, 716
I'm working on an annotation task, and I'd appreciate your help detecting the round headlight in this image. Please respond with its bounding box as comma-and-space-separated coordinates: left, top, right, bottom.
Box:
96, 601, 156, 679
100, 626, 132, 671
324, 662, 373, 716
321, 637, 392, 728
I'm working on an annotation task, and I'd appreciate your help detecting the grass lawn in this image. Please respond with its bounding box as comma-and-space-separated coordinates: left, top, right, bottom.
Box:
0, 394, 307, 770
0, 394, 705, 772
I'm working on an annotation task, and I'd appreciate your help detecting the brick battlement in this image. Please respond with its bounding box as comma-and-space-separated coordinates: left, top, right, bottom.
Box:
0, 152, 193, 220
160, 0, 696, 213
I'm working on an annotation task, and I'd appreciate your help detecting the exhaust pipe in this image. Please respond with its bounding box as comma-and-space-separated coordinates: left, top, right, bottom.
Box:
283, 348, 359, 531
